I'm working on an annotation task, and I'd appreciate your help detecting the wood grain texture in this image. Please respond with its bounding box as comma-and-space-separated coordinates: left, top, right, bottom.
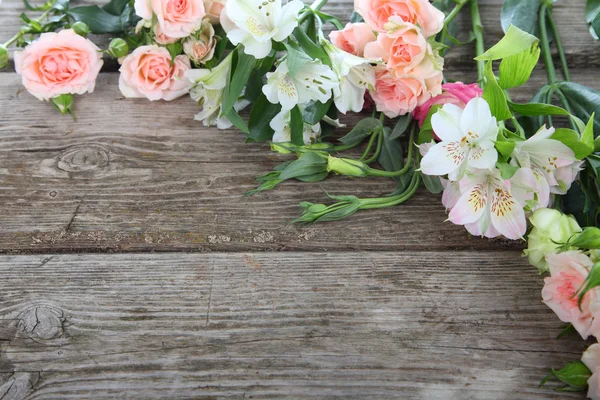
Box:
0, 252, 589, 399
1, 68, 599, 253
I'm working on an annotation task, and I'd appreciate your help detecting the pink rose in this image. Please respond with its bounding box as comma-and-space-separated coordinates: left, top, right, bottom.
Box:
329, 22, 376, 57
135, 0, 205, 39
369, 68, 430, 118
153, 23, 179, 45
119, 45, 192, 101
204, 0, 225, 25
582, 344, 600, 400
183, 20, 216, 64
357, 0, 444, 37
413, 82, 482, 126
14, 29, 103, 100
542, 251, 600, 340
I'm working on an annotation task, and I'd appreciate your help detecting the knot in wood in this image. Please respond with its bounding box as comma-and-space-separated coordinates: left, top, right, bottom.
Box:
57, 145, 110, 173
16, 304, 65, 340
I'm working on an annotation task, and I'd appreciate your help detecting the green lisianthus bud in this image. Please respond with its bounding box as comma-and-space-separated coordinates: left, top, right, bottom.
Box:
326, 156, 368, 177
108, 38, 129, 59
567, 227, 600, 250
71, 21, 90, 37
524, 208, 582, 273
0, 45, 8, 69
270, 142, 295, 154
51, 94, 74, 115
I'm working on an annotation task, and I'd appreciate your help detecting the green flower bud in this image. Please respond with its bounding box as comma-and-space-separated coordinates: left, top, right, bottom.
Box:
270, 142, 295, 154
0, 45, 8, 70
71, 21, 90, 37
108, 38, 129, 59
524, 208, 581, 273
51, 94, 74, 115
326, 156, 368, 177
567, 227, 600, 250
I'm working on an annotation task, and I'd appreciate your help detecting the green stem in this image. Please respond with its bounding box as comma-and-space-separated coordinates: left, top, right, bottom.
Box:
444, 0, 468, 28
3, 8, 53, 47
333, 142, 360, 152
360, 173, 421, 209
365, 124, 416, 178
546, 7, 571, 82
555, 89, 579, 131
299, 0, 328, 24
364, 131, 384, 164
360, 131, 379, 161
470, 0, 485, 86
539, 4, 558, 84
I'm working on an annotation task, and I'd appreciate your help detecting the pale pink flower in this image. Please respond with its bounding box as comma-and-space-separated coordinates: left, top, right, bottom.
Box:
413, 82, 482, 127
542, 251, 600, 340
119, 45, 192, 101
153, 23, 179, 44
204, 0, 226, 24
369, 68, 431, 118
582, 344, 600, 400
448, 168, 526, 240
329, 22, 376, 57
135, 0, 205, 39
183, 20, 216, 64
357, 0, 444, 37
14, 29, 103, 100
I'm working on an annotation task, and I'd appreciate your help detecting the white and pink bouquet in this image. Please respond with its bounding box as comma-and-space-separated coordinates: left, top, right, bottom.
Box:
2, 0, 600, 395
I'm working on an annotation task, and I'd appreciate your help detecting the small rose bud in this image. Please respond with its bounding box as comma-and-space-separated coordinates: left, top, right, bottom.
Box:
71, 21, 90, 37
108, 38, 129, 58
51, 94, 74, 115
567, 227, 600, 250
0, 45, 8, 69
326, 156, 368, 177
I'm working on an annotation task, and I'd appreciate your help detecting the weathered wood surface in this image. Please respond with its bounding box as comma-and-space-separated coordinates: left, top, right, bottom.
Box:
0, 252, 590, 399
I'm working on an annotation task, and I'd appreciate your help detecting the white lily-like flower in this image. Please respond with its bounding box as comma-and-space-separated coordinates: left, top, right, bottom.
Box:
449, 168, 526, 240
511, 126, 579, 194
420, 97, 498, 181
322, 39, 375, 114
186, 54, 249, 128
262, 59, 338, 110
221, 0, 304, 59
270, 106, 321, 145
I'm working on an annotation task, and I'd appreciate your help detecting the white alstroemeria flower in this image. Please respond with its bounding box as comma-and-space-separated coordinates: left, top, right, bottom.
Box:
270, 107, 321, 145
221, 0, 304, 59
511, 125, 579, 194
262, 59, 338, 110
420, 97, 498, 181
186, 55, 249, 128
323, 40, 375, 114
449, 168, 526, 240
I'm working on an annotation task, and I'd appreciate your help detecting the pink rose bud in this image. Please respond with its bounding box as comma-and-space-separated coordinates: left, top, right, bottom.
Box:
204, 0, 226, 25
412, 82, 483, 127
14, 29, 103, 100
357, 0, 444, 37
183, 20, 216, 64
329, 22, 376, 57
134, 0, 205, 39
119, 45, 192, 101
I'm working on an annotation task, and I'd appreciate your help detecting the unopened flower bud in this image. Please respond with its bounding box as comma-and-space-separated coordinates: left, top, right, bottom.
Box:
0, 45, 8, 69
326, 156, 368, 177
108, 38, 128, 58
71, 21, 90, 37
270, 142, 295, 154
567, 227, 600, 250
51, 94, 74, 115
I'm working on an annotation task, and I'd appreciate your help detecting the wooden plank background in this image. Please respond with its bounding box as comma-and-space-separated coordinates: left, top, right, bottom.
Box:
0, 0, 597, 398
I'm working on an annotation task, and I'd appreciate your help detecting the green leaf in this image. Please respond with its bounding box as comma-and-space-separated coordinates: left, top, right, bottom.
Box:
349, 11, 364, 23
390, 115, 412, 140
338, 117, 382, 145
540, 361, 591, 391
103, 0, 130, 15
482, 61, 512, 121
293, 27, 330, 64
67, 6, 126, 34
165, 42, 183, 64
225, 109, 248, 134
495, 138, 516, 160
475, 25, 539, 61
222, 48, 256, 116
586, 0, 600, 39
497, 162, 519, 180
22, 0, 55, 11
285, 43, 314, 77
500, 0, 541, 34
555, 82, 600, 137
421, 173, 443, 194
290, 105, 305, 146
296, 171, 329, 183
508, 101, 571, 117
499, 43, 540, 89
279, 152, 327, 181
551, 126, 594, 160
557, 323, 576, 339
248, 94, 281, 142
560, 168, 600, 226
378, 127, 404, 177
577, 262, 600, 308
303, 99, 333, 125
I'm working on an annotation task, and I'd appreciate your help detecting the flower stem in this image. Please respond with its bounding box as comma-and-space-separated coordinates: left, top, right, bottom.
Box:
539, 3, 558, 84
546, 6, 571, 82
469, 0, 485, 86
444, 0, 469, 28
363, 131, 384, 164
360, 130, 379, 161
360, 173, 421, 209
365, 124, 416, 178
2, 8, 53, 47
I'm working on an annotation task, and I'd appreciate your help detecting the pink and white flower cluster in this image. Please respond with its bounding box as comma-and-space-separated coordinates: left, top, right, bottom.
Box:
419, 96, 583, 240
329, 0, 445, 117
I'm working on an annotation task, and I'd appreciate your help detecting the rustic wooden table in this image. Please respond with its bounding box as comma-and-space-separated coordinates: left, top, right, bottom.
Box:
0, 0, 598, 398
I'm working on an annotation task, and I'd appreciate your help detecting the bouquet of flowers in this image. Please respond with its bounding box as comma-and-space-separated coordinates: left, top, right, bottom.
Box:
2, 0, 600, 395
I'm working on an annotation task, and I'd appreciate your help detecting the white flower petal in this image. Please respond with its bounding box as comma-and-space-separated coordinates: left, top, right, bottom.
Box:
420, 141, 467, 176
431, 104, 464, 142
468, 146, 497, 170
